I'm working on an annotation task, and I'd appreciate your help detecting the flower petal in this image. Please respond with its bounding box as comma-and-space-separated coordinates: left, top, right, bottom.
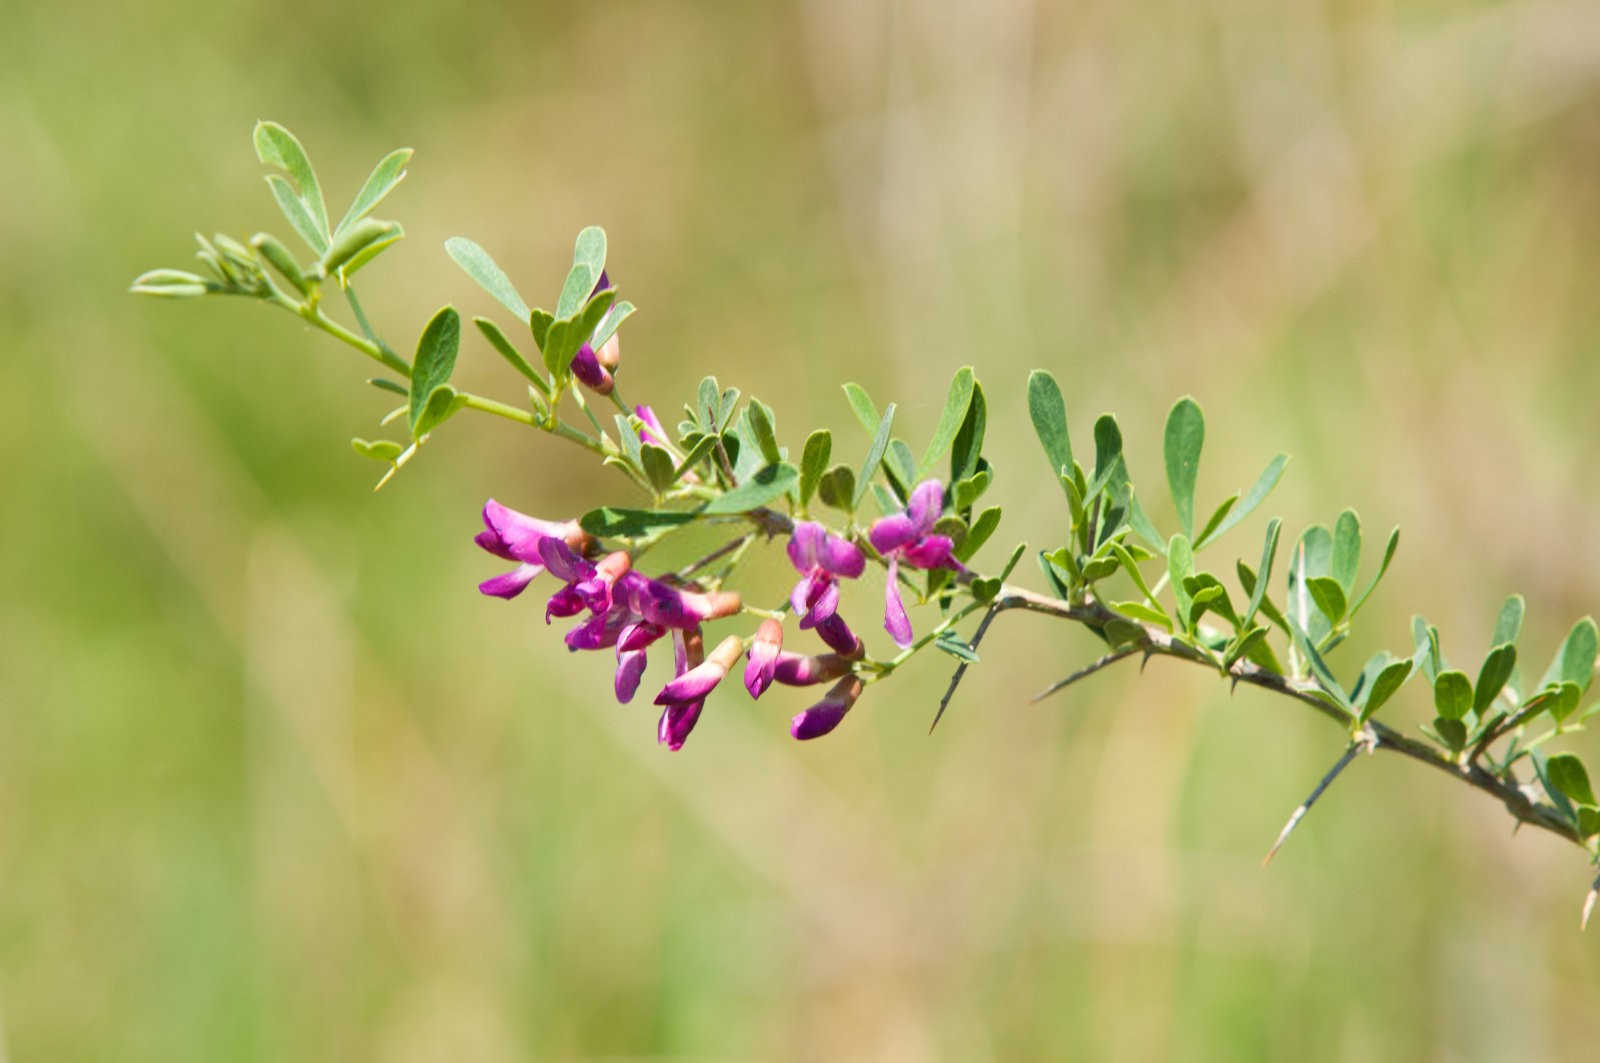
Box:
868, 512, 918, 555
818, 535, 866, 579
815, 613, 862, 657
786, 522, 827, 574
906, 479, 946, 536
657, 699, 704, 750
478, 563, 543, 599
901, 534, 960, 571
614, 648, 648, 703
883, 557, 913, 648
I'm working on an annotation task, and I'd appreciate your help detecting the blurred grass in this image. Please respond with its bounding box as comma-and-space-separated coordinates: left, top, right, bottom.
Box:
5, 0, 1600, 1058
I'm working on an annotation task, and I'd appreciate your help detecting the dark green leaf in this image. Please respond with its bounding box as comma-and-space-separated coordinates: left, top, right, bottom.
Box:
1193, 494, 1238, 551
956, 506, 1002, 562
972, 577, 1002, 604
842, 382, 879, 433
1112, 600, 1172, 628
1110, 541, 1160, 609
1331, 509, 1361, 594
335, 147, 412, 236
580, 507, 697, 538
1429, 717, 1468, 752
412, 384, 463, 437
1163, 397, 1204, 539
919, 367, 975, 476
953, 469, 991, 512
1433, 670, 1473, 720
672, 435, 718, 481
949, 381, 987, 484
817, 465, 856, 511
528, 309, 553, 352
1091, 414, 1124, 491
1289, 616, 1353, 713
854, 403, 896, 507
799, 430, 832, 505
408, 306, 460, 435
1546, 753, 1597, 807
1026, 369, 1073, 482
703, 462, 799, 515
746, 398, 781, 465
367, 377, 408, 396
1359, 658, 1413, 723
445, 237, 530, 321
885, 439, 917, 496
1306, 577, 1347, 625
1241, 518, 1281, 629
1473, 643, 1517, 715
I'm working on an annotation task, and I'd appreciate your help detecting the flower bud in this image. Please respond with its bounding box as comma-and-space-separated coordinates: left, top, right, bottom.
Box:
790, 676, 865, 740
744, 619, 784, 698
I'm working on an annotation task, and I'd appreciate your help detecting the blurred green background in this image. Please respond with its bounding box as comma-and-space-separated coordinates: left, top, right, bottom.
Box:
6, 0, 1600, 1058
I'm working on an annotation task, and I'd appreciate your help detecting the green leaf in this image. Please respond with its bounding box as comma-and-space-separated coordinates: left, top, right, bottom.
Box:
935, 631, 981, 663
1194, 454, 1289, 548
128, 268, 214, 297
1359, 658, 1413, 723
580, 507, 697, 539
540, 290, 615, 379
1412, 617, 1443, 685
1550, 681, 1583, 723
590, 300, 635, 348
1542, 617, 1598, 694
339, 225, 404, 279
556, 226, 607, 319
1473, 643, 1518, 715
528, 309, 553, 352
1331, 509, 1361, 594
854, 404, 896, 508
1289, 616, 1353, 714
249, 233, 310, 295
919, 367, 975, 476
351, 437, 404, 462
1168, 534, 1195, 626
641, 445, 677, 493
1433, 670, 1473, 721
412, 384, 463, 437
474, 317, 546, 391
253, 121, 328, 245
1305, 577, 1347, 625
1163, 397, 1204, 539
445, 237, 530, 322
952, 469, 991, 512
1090, 415, 1124, 491
264, 174, 328, 255
799, 430, 832, 505
615, 414, 643, 468
408, 306, 460, 435
1546, 753, 1597, 807
321, 218, 401, 275
1287, 526, 1334, 642
672, 435, 718, 482
335, 147, 412, 236
1429, 717, 1468, 752
697, 377, 721, 431
817, 465, 856, 511
1241, 518, 1282, 630
886, 439, 917, 496
1492, 594, 1527, 647
842, 382, 879, 434
949, 381, 987, 484
956, 506, 1002, 562
1110, 542, 1161, 610
702, 462, 799, 515
367, 377, 409, 396
1349, 527, 1399, 616
1112, 600, 1172, 628
1027, 369, 1073, 483
1193, 494, 1238, 551
746, 398, 782, 465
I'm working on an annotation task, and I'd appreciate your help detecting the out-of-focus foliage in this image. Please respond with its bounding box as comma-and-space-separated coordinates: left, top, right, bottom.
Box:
8, 0, 1600, 1059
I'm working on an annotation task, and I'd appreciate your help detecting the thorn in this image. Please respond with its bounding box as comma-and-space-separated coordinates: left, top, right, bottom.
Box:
1583, 874, 1599, 931
1140, 650, 1152, 674
1230, 676, 1240, 695
1028, 646, 1140, 704
1262, 743, 1361, 868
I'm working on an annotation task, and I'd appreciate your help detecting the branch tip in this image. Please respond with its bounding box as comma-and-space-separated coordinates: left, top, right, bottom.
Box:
1262, 743, 1362, 867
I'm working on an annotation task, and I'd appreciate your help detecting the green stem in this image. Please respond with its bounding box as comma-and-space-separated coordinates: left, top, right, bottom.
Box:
281, 294, 412, 379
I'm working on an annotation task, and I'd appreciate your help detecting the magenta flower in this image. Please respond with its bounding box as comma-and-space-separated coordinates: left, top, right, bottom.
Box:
791, 676, 865, 741
744, 619, 783, 699
537, 542, 632, 621
771, 650, 857, 687
658, 629, 707, 751
613, 618, 665, 704
814, 613, 862, 657
570, 271, 620, 395
621, 573, 741, 630
655, 634, 742, 707
474, 499, 592, 600
786, 521, 865, 629
634, 405, 667, 448
868, 479, 961, 647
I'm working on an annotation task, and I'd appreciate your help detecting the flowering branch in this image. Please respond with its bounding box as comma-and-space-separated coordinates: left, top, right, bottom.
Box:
132, 121, 1600, 925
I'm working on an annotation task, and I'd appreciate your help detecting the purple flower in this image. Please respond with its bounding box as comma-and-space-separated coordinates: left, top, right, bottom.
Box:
786, 521, 865, 629
744, 619, 783, 699
868, 479, 961, 647
621, 574, 742, 630
474, 499, 592, 600
655, 634, 742, 706
658, 629, 707, 751
538, 541, 633, 621
771, 650, 856, 687
790, 676, 865, 741
570, 271, 621, 394
814, 613, 862, 657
